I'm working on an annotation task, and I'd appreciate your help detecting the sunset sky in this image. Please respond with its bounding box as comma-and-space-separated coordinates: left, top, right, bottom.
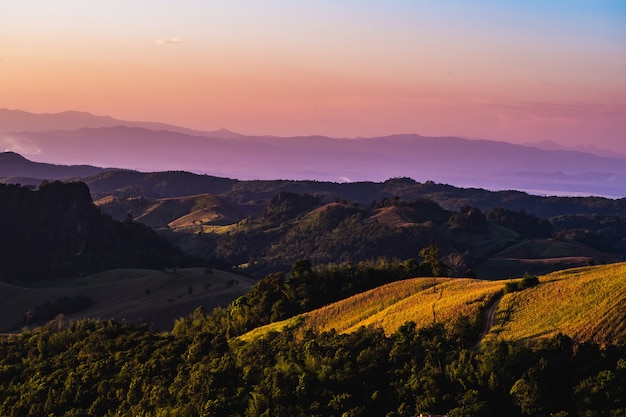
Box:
2, 1, 625, 151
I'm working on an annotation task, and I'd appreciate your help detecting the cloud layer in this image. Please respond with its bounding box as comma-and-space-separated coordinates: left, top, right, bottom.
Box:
155, 38, 182, 45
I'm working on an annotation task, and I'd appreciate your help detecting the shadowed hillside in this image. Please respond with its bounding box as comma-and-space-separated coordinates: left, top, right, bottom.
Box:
0, 181, 183, 283
0, 151, 104, 179
0, 268, 255, 332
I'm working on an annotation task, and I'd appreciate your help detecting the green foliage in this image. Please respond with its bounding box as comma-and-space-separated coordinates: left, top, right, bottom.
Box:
419, 244, 448, 277
261, 191, 322, 223
551, 213, 626, 253
487, 207, 553, 239
504, 273, 540, 294
448, 206, 489, 234
2, 317, 624, 416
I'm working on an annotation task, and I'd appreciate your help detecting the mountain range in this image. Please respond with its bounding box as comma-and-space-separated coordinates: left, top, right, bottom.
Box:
1, 108, 625, 198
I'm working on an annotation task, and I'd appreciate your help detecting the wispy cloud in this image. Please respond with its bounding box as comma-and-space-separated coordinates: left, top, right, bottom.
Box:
155, 37, 182, 45
0, 134, 41, 155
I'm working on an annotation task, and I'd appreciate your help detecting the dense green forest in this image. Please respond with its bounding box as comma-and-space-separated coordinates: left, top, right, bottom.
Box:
1, 261, 625, 416
1, 302, 624, 416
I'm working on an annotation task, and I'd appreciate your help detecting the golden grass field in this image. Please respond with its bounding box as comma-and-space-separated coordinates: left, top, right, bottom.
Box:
239, 277, 504, 342
240, 263, 626, 346
485, 263, 626, 345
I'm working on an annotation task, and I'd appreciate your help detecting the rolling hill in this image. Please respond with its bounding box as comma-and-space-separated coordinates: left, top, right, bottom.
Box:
3, 152, 626, 282
239, 263, 626, 346
0, 267, 255, 333
485, 263, 626, 345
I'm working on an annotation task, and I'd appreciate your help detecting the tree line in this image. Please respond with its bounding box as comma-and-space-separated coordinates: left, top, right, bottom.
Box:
0, 312, 623, 416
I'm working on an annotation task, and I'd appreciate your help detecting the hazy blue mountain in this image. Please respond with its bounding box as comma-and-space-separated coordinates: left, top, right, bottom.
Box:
0, 108, 242, 138
0, 151, 105, 180
2, 109, 625, 197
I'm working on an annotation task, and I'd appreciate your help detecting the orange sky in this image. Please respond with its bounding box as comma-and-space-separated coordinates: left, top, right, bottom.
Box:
2, 1, 625, 151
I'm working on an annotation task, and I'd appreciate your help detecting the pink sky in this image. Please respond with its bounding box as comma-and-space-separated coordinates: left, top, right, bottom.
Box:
2, 1, 625, 152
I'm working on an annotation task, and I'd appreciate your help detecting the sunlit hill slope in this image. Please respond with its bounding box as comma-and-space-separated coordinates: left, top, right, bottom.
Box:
240, 263, 626, 346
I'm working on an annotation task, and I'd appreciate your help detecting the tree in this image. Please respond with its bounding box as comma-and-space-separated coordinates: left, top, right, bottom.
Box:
419, 244, 447, 277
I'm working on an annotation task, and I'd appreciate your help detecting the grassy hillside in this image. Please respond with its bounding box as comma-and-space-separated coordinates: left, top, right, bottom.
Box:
0, 268, 255, 332
240, 277, 504, 342
241, 263, 626, 346
485, 262, 626, 345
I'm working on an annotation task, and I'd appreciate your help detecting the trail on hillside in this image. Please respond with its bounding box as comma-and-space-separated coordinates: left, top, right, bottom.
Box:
473, 291, 503, 349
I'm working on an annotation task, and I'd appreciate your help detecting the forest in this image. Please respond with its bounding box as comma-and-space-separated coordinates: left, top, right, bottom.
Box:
1, 179, 625, 416
1, 300, 624, 416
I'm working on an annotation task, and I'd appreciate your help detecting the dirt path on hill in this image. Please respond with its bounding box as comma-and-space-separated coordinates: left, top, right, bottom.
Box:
473, 291, 503, 350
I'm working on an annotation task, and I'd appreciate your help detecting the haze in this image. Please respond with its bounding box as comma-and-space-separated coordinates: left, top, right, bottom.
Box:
2, 1, 625, 153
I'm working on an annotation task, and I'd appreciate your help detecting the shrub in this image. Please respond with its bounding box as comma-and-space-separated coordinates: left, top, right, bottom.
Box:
504, 273, 540, 294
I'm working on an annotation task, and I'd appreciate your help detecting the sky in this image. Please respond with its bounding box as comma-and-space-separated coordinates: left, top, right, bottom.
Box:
2, 1, 625, 151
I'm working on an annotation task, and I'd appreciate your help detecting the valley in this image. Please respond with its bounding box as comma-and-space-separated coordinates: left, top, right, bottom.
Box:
1, 138, 625, 416
0, 268, 255, 333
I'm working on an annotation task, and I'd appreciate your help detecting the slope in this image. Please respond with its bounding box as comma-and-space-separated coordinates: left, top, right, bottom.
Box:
484, 263, 626, 345
0, 267, 255, 332
239, 277, 504, 341
240, 263, 626, 346
0, 151, 105, 179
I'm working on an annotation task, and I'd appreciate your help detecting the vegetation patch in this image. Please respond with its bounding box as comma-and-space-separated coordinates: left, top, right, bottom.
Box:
503, 273, 540, 294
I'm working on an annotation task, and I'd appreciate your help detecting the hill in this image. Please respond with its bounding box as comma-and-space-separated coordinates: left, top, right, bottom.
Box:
0, 267, 255, 332
3, 152, 626, 217
0, 264, 624, 416
485, 263, 626, 345
3, 153, 626, 280
239, 277, 503, 342
0, 181, 183, 283
240, 263, 626, 346
97, 193, 261, 231
162, 194, 620, 279
0, 151, 105, 179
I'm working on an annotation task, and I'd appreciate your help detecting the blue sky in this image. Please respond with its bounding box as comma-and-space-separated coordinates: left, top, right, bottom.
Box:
2, 1, 625, 151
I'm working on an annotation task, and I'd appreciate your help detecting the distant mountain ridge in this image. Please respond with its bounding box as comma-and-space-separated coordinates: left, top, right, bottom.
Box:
0, 151, 105, 179
1, 108, 625, 197
0, 108, 242, 138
